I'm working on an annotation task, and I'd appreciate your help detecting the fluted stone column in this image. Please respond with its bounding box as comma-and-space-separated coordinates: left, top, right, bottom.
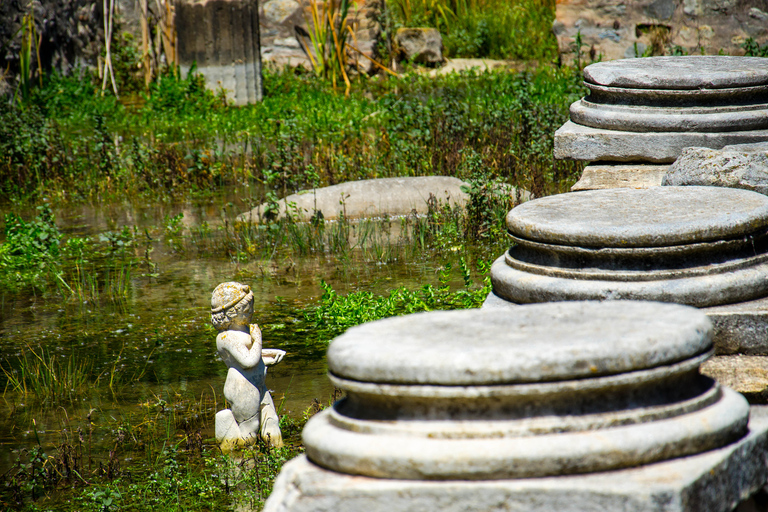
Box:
176, 0, 263, 105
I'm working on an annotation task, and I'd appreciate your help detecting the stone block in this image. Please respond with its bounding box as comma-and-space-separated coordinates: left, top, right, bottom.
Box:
484, 293, 768, 358
706, 296, 768, 355
701, 355, 768, 402
571, 164, 669, 191
264, 406, 768, 512
395, 28, 444, 65
554, 120, 768, 163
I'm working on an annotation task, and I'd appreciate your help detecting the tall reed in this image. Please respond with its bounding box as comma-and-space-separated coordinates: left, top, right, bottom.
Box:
1, 345, 92, 404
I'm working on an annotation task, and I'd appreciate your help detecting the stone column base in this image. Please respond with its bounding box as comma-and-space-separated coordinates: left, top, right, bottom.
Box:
264, 407, 768, 512
484, 292, 768, 357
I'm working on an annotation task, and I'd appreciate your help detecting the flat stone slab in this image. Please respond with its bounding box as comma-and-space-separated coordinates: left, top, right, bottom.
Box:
506, 186, 768, 248
327, 303, 712, 385
264, 406, 768, 512
571, 164, 668, 191
237, 177, 469, 223
584, 56, 768, 90
554, 120, 768, 163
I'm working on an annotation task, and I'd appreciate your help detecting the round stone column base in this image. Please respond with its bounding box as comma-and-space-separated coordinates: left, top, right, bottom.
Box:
265, 406, 768, 512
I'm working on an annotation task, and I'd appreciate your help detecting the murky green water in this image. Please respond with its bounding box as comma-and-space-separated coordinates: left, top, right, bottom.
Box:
0, 189, 457, 475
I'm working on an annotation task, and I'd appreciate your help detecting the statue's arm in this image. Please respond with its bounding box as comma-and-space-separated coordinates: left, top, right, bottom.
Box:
262, 349, 286, 366
218, 331, 262, 368
250, 324, 262, 347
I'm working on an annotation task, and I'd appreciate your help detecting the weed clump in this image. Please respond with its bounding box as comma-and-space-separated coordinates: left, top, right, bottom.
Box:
308, 258, 491, 342
388, 0, 558, 61
0, 205, 62, 290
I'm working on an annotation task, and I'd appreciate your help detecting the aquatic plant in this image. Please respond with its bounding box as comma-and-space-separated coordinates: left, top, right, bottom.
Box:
0, 63, 583, 205
308, 258, 491, 341
0, 205, 62, 290
0, 387, 309, 511
1, 345, 91, 404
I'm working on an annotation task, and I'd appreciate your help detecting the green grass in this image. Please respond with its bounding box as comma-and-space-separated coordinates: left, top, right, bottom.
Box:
388, 0, 558, 60
0, 64, 584, 206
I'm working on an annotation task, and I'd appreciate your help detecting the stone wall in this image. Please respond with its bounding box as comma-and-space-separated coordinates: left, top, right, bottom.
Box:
254, 0, 383, 71
554, 0, 768, 64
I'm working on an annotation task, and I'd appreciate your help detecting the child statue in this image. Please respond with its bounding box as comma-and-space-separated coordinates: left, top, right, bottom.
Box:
211, 282, 285, 449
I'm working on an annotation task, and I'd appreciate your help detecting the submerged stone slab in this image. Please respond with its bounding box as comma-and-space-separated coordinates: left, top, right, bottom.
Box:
236, 176, 529, 223
265, 407, 768, 512
237, 177, 466, 223
554, 121, 768, 163
571, 164, 668, 191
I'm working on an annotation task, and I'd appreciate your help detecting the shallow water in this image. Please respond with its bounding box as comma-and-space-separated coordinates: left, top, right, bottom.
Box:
0, 189, 455, 475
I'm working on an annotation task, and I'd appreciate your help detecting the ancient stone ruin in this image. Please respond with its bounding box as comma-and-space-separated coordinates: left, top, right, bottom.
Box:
487, 186, 768, 355
174, 0, 384, 104
555, 56, 768, 190
265, 303, 768, 511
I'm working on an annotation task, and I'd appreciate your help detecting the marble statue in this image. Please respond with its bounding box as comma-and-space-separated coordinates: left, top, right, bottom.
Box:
211, 282, 285, 449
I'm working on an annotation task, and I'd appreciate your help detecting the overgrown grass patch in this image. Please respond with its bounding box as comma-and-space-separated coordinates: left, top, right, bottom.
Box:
388, 0, 558, 61
0, 65, 584, 206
